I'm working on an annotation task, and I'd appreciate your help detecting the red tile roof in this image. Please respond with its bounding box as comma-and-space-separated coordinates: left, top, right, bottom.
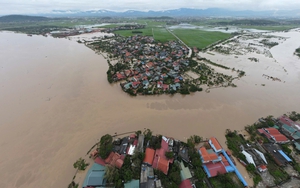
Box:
104, 152, 115, 164
265, 128, 280, 134
162, 84, 169, 91
157, 157, 169, 175
104, 152, 123, 169
143, 148, 155, 165
94, 157, 106, 166
205, 162, 227, 177
279, 116, 295, 126
179, 179, 193, 188
259, 128, 288, 142
210, 137, 222, 151
115, 159, 124, 169
273, 134, 288, 142
199, 147, 219, 163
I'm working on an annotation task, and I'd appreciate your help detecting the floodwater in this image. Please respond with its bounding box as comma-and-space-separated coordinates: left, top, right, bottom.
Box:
0, 30, 300, 188
168, 24, 269, 33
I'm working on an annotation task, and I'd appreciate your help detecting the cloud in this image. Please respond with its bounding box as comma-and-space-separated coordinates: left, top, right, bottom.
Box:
0, 0, 299, 15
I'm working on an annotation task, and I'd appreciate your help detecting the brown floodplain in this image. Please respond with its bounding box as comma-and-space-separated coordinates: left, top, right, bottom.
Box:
0, 31, 300, 187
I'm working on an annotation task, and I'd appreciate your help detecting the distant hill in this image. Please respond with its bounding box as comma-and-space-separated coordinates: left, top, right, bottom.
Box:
38, 8, 300, 18
0, 15, 50, 22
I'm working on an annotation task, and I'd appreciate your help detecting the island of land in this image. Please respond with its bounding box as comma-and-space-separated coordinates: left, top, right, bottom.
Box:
70, 111, 300, 188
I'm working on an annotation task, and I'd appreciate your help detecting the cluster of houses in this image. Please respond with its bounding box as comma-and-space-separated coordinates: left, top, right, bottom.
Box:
103, 35, 191, 95
83, 133, 196, 188
257, 115, 300, 148
225, 115, 299, 181
101, 24, 146, 33
198, 137, 248, 187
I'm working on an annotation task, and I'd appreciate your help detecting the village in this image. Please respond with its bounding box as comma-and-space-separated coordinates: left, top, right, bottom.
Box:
68, 112, 300, 188
86, 34, 239, 96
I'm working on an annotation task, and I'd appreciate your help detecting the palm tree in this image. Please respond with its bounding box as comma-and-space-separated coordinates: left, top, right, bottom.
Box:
104, 165, 118, 183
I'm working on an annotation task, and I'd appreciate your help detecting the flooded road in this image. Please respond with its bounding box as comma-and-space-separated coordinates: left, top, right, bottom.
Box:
0, 30, 300, 187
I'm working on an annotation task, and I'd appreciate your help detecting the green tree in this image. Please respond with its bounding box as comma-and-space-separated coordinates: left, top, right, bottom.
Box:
73, 158, 89, 171
98, 134, 113, 159
165, 151, 174, 159
246, 164, 256, 173
104, 164, 118, 183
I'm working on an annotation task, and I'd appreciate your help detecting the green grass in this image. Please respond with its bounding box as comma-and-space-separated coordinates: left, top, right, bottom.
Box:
172, 29, 231, 49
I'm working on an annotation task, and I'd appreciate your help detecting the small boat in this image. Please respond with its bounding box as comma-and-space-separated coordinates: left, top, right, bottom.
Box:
237, 158, 247, 167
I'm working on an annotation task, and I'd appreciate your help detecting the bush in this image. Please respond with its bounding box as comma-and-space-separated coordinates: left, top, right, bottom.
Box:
73, 158, 89, 171
165, 151, 174, 159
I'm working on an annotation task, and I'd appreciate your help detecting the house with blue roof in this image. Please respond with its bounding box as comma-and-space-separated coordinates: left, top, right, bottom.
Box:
82, 163, 106, 188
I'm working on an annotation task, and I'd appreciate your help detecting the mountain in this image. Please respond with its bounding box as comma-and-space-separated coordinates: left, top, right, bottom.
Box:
0, 15, 50, 22
39, 8, 300, 18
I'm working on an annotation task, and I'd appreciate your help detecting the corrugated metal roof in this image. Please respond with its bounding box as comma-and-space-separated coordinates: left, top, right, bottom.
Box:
180, 161, 192, 180
124, 179, 140, 188
254, 149, 268, 164
82, 163, 106, 187
278, 150, 292, 162
242, 150, 256, 167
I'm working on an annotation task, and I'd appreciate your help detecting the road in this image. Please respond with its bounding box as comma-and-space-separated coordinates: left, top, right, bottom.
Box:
166, 27, 192, 58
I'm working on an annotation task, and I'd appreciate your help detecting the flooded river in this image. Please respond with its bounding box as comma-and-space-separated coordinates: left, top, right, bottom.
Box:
0, 30, 300, 187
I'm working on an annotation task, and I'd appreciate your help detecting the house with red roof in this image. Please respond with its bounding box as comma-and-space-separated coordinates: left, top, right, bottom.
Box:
162, 84, 169, 91
199, 147, 221, 163
257, 128, 289, 144
209, 137, 223, 153
132, 81, 141, 89
152, 136, 174, 175
143, 148, 155, 166
115, 72, 125, 80
157, 81, 163, 89
104, 152, 124, 169
179, 179, 193, 188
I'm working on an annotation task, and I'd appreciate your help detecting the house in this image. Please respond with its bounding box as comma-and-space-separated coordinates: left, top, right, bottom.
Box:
157, 81, 163, 88
281, 124, 300, 141
179, 161, 192, 180
116, 72, 125, 80
294, 142, 300, 152
199, 147, 221, 163
82, 163, 106, 188
132, 81, 141, 89
258, 164, 267, 173
209, 137, 223, 153
152, 136, 174, 175
179, 179, 193, 188
124, 179, 139, 188
162, 84, 169, 91
143, 148, 155, 166
257, 128, 289, 144
242, 150, 256, 167
104, 152, 124, 169
123, 82, 132, 90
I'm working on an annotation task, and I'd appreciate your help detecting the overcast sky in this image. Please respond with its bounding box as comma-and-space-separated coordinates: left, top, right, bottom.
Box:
0, 0, 300, 15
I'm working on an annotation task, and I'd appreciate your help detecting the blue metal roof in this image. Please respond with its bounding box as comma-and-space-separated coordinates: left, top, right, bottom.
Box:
82, 163, 106, 187
278, 150, 292, 162
124, 179, 140, 188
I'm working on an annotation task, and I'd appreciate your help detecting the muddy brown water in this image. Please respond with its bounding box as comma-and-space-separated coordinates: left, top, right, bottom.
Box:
1, 30, 300, 187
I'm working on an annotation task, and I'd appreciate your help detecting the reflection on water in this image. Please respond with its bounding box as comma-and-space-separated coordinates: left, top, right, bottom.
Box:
0, 30, 300, 187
